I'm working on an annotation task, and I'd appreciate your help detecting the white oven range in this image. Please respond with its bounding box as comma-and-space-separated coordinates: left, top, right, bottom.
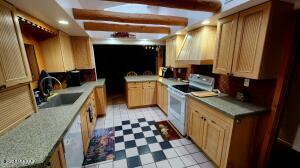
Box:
167, 74, 215, 136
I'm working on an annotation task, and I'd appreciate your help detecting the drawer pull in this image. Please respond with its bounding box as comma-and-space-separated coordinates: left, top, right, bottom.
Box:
211, 120, 216, 124
195, 110, 199, 113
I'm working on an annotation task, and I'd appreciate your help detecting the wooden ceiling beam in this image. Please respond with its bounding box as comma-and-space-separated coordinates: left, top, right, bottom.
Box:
84, 22, 171, 34
104, 0, 222, 12
73, 8, 188, 26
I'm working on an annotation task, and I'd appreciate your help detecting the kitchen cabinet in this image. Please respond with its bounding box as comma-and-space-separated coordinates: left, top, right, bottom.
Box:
71, 36, 95, 69
188, 107, 204, 148
95, 85, 107, 117
40, 31, 75, 72
166, 35, 188, 68
0, 2, 32, 88
202, 115, 229, 166
177, 26, 216, 65
213, 14, 238, 75
126, 82, 157, 108
142, 82, 156, 106
187, 97, 258, 168
127, 82, 143, 108
156, 82, 168, 114
213, 1, 293, 79
80, 101, 90, 155
49, 142, 66, 168
0, 84, 36, 135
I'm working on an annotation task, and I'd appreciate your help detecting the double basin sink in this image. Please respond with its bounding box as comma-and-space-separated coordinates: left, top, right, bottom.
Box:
38, 92, 83, 109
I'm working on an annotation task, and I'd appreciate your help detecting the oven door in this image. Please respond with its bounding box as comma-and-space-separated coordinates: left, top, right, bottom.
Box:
167, 88, 187, 135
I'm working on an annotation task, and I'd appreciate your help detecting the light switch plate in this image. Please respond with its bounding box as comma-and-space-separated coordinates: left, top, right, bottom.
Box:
244, 78, 250, 87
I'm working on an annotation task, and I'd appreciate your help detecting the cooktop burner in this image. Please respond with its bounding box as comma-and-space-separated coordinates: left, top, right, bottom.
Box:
172, 85, 204, 93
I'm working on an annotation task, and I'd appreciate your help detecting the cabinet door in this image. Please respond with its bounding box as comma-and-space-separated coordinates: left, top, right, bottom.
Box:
128, 87, 143, 107
231, 3, 271, 79
95, 86, 107, 116
156, 82, 162, 108
213, 14, 239, 75
0, 4, 31, 87
0, 84, 35, 135
71, 37, 94, 69
49, 142, 67, 168
202, 116, 226, 166
162, 85, 168, 113
165, 38, 173, 67
40, 36, 65, 72
143, 86, 156, 105
80, 106, 89, 155
59, 32, 74, 71
188, 108, 204, 148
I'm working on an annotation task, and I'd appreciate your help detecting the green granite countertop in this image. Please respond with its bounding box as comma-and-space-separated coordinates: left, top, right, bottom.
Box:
0, 80, 105, 168
188, 94, 269, 119
124, 75, 187, 86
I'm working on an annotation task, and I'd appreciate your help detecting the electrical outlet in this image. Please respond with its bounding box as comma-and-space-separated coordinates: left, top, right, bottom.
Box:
244, 78, 250, 87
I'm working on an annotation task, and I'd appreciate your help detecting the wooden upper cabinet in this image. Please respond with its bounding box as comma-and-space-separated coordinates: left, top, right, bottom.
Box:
59, 31, 75, 71
165, 35, 188, 68
231, 3, 270, 79
0, 2, 32, 88
213, 14, 238, 75
40, 31, 75, 72
213, 1, 292, 79
71, 37, 95, 69
177, 26, 216, 65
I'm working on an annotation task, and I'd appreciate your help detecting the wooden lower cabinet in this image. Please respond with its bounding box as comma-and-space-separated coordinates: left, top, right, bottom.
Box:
95, 86, 107, 116
188, 108, 204, 148
202, 116, 229, 166
127, 86, 143, 108
156, 82, 168, 114
142, 82, 156, 105
162, 84, 168, 113
80, 101, 90, 155
49, 142, 66, 168
126, 82, 156, 108
188, 97, 257, 168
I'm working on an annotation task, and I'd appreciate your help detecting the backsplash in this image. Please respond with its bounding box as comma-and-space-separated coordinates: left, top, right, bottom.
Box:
191, 65, 276, 107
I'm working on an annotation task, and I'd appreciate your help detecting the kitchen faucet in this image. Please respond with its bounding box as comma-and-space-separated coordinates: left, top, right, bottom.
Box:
39, 76, 62, 97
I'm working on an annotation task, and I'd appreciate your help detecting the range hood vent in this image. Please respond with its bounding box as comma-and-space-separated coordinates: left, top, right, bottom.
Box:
176, 26, 216, 65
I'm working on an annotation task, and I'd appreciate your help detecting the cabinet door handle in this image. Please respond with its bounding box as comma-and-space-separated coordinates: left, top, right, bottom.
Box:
195, 110, 199, 113
0, 85, 6, 90
211, 120, 216, 124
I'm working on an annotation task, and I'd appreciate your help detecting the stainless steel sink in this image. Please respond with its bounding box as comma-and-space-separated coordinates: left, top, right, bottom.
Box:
39, 92, 83, 109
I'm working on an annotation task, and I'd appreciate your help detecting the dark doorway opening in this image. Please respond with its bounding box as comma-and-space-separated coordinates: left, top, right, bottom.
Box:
94, 45, 160, 97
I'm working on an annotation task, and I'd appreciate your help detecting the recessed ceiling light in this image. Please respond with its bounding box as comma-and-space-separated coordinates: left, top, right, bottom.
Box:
58, 20, 69, 25
202, 20, 210, 25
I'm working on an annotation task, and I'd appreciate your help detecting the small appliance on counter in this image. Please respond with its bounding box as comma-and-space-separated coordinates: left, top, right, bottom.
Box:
159, 67, 174, 78
67, 70, 82, 87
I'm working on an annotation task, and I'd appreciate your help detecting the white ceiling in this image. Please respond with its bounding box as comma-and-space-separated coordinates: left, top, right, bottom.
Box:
7, 0, 297, 43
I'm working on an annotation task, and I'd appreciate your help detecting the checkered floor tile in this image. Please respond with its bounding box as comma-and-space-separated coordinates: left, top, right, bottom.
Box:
84, 101, 215, 168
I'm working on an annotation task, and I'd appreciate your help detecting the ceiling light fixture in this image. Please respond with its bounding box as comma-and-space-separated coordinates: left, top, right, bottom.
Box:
202, 20, 210, 25
58, 20, 69, 25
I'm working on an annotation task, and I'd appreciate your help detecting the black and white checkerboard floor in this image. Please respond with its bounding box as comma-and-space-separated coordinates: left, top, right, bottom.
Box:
84, 103, 215, 168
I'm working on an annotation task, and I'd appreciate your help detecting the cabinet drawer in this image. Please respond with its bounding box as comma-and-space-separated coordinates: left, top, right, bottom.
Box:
143, 81, 156, 88
189, 98, 233, 126
128, 82, 143, 88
